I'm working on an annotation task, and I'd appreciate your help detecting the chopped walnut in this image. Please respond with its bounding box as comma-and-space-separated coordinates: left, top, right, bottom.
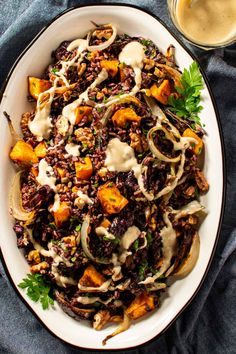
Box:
56, 184, 69, 193
188, 215, 198, 225
195, 170, 209, 193
28, 250, 41, 264
154, 67, 165, 78
63, 236, 76, 247
130, 132, 149, 153
74, 127, 95, 149
30, 261, 49, 273
97, 167, 108, 178
184, 186, 195, 198
20, 111, 34, 135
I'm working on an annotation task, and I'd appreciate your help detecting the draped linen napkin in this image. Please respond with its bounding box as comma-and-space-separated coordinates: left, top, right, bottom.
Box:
0, 1, 235, 353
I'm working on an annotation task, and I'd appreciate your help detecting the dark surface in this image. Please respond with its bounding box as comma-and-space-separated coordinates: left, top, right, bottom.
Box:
0, 1, 236, 353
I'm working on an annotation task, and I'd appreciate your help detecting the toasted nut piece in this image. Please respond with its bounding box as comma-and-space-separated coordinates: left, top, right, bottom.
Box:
184, 186, 196, 198
93, 310, 111, 330
10, 140, 38, 166
34, 141, 47, 158
28, 250, 41, 264
93, 28, 113, 39
144, 58, 155, 70
74, 127, 95, 149
79, 265, 106, 287
30, 261, 49, 273
75, 157, 93, 180
183, 128, 203, 155
97, 182, 128, 214
28, 77, 51, 100
150, 80, 172, 105
130, 132, 149, 153
97, 167, 108, 178
125, 292, 156, 320
195, 169, 209, 193
154, 67, 165, 78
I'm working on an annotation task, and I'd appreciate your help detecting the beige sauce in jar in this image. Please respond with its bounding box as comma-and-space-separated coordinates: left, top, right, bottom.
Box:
176, 0, 236, 45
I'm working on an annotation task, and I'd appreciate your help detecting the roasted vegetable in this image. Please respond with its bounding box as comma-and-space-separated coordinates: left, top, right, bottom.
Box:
79, 265, 106, 287
150, 80, 172, 105
52, 201, 71, 227
99, 218, 111, 228
112, 108, 141, 128
97, 182, 128, 214
183, 128, 203, 155
10, 140, 38, 166
56, 167, 66, 178
125, 292, 156, 320
34, 141, 47, 158
100, 60, 119, 77
74, 106, 93, 125
28, 77, 51, 100
75, 157, 93, 179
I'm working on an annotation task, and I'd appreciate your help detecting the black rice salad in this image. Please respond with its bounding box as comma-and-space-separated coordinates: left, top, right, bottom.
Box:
8, 24, 209, 344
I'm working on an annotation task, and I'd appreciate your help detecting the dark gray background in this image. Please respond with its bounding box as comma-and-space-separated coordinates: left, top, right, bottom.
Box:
0, 1, 236, 353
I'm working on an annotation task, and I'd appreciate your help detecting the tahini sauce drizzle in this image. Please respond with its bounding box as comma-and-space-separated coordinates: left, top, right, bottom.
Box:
36, 158, 56, 190
176, 0, 236, 45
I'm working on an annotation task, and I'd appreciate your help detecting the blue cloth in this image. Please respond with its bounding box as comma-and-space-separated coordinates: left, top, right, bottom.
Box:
0, 1, 236, 353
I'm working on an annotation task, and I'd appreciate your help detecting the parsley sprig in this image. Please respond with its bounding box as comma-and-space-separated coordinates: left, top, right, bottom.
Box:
18, 273, 54, 310
168, 61, 204, 127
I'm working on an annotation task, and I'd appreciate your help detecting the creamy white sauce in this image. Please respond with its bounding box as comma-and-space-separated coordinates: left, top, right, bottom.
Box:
36, 158, 56, 190
65, 142, 80, 157
95, 226, 115, 240
77, 190, 93, 204
121, 226, 141, 250
50, 193, 60, 212
62, 69, 108, 124
173, 200, 204, 220
105, 138, 153, 201
77, 295, 115, 305
119, 41, 145, 93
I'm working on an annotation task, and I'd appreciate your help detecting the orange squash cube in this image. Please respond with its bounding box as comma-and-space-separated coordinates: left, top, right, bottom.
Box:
74, 106, 93, 125
52, 201, 71, 228
10, 140, 38, 166
125, 293, 156, 320
56, 167, 66, 179
97, 182, 128, 214
75, 157, 93, 180
100, 60, 119, 77
34, 141, 47, 158
99, 218, 111, 229
112, 108, 141, 128
183, 128, 203, 155
150, 80, 172, 105
79, 265, 105, 288
28, 77, 51, 100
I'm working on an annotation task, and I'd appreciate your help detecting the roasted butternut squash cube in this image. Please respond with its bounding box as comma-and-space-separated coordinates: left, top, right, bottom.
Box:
100, 60, 119, 77
125, 292, 156, 320
34, 141, 47, 158
28, 77, 51, 100
57, 167, 66, 178
52, 201, 71, 228
97, 182, 128, 214
99, 218, 111, 229
150, 80, 172, 105
75, 157, 93, 180
30, 166, 38, 178
74, 106, 93, 125
10, 140, 38, 166
79, 265, 105, 287
183, 128, 203, 155
112, 108, 141, 128
119, 63, 126, 82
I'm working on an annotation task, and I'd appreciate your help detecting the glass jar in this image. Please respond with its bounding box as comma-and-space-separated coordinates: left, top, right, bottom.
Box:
167, 0, 236, 49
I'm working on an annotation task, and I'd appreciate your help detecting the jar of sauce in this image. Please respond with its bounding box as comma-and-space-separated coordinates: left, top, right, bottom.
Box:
168, 0, 236, 49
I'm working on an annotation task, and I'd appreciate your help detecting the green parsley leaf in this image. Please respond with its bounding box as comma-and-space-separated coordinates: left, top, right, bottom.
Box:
168, 61, 204, 127
75, 224, 81, 232
51, 68, 58, 74
18, 273, 54, 310
133, 239, 139, 251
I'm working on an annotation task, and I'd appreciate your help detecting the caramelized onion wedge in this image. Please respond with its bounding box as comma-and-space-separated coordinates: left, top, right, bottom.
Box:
155, 63, 182, 87
9, 171, 35, 221
81, 216, 110, 264
102, 313, 131, 346
4, 111, 20, 145
87, 24, 117, 52
174, 232, 200, 277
